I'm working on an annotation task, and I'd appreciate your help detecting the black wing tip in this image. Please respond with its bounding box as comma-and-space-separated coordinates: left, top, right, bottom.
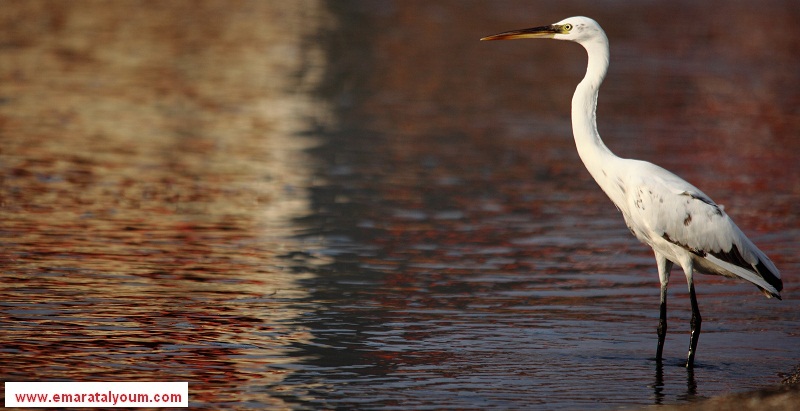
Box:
755, 259, 783, 292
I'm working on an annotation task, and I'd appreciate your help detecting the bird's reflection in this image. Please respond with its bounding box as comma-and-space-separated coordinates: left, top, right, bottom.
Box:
681, 366, 699, 401
651, 362, 665, 405
651, 361, 698, 405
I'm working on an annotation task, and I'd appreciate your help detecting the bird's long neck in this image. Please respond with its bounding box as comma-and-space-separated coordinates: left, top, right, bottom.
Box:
571, 36, 621, 192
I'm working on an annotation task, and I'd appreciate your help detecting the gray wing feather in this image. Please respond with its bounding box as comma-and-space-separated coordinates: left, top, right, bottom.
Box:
622, 161, 782, 295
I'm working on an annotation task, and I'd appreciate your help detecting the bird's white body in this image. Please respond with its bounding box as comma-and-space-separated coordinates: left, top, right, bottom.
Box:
559, 16, 781, 298
483, 16, 782, 367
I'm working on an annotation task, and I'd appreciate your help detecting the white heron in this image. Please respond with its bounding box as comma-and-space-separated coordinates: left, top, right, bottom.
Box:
481, 17, 782, 368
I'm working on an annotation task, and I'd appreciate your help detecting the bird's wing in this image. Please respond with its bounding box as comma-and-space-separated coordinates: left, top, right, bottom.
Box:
623, 161, 782, 297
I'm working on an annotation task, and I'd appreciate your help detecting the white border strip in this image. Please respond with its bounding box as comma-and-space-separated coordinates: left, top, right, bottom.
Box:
5, 382, 188, 408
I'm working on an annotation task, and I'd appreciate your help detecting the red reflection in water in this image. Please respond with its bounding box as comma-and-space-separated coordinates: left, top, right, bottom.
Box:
0, 1, 327, 409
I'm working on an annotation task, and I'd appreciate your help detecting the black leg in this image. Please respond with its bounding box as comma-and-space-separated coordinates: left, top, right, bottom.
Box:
655, 255, 672, 363
686, 282, 702, 368
656, 284, 667, 362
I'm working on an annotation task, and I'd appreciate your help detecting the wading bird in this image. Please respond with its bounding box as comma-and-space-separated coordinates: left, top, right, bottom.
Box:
481, 17, 782, 368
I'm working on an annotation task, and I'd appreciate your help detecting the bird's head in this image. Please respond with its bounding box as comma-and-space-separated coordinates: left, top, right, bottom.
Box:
481, 16, 605, 46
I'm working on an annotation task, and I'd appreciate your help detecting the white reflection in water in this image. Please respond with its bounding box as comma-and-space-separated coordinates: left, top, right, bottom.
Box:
0, 1, 334, 409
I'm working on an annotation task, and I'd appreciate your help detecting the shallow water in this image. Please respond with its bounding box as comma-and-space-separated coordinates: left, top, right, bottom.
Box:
1, 1, 799, 409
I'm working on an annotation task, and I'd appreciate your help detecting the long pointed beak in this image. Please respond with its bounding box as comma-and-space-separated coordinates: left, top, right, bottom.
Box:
481, 25, 560, 41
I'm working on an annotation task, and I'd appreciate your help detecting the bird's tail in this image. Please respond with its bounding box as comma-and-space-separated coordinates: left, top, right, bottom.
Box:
702, 252, 782, 299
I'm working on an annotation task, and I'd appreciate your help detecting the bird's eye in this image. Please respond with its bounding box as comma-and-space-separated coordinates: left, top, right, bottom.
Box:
563, 23, 573, 31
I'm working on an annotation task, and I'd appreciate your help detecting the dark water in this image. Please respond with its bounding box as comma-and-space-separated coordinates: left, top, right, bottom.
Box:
1, 1, 798, 409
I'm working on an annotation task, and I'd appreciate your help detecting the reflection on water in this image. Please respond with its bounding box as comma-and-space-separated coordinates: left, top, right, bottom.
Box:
0, 1, 331, 408
1, 1, 799, 410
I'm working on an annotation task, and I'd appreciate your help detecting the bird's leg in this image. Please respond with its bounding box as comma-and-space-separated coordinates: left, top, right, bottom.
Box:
686, 279, 702, 368
657, 288, 668, 361
655, 254, 672, 363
